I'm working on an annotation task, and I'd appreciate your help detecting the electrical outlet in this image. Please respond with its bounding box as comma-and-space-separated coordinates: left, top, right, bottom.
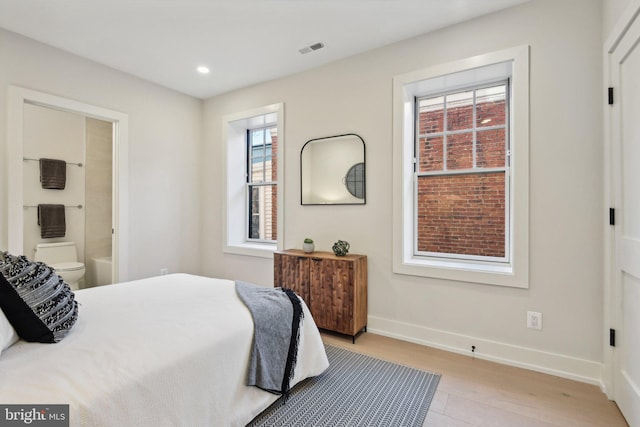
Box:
527, 311, 542, 330
160, 268, 168, 275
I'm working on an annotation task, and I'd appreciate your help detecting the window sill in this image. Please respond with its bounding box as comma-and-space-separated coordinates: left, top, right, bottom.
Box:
223, 242, 277, 259
393, 255, 527, 288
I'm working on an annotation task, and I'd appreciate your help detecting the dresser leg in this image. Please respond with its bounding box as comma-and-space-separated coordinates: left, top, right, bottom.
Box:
351, 326, 367, 344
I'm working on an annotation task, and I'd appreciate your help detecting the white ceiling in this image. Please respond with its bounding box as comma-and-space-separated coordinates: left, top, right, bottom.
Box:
0, 0, 529, 99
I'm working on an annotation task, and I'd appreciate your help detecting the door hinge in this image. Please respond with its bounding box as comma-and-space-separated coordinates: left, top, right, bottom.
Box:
610, 328, 616, 347
608, 87, 614, 105
609, 208, 615, 226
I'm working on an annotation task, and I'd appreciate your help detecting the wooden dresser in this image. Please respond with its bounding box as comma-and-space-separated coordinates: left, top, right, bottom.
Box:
274, 249, 367, 342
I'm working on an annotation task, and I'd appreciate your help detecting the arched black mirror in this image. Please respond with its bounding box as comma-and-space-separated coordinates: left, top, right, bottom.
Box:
301, 133, 365, 205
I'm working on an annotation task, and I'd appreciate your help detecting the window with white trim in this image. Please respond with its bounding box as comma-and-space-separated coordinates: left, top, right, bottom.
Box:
223, 103, 283, 258
392, 46, 529, 287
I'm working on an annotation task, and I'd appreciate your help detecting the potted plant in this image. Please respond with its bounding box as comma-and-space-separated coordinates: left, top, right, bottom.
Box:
303, 238, 315, 253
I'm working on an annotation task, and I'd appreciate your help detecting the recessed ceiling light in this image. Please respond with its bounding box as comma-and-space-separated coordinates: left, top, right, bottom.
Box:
196, 66, 210, 74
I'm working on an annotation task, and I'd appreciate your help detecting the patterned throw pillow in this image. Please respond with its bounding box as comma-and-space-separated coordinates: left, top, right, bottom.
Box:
0, 251, 78, 343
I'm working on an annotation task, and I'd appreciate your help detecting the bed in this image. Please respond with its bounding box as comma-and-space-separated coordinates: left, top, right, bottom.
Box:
0, 273, 329, 426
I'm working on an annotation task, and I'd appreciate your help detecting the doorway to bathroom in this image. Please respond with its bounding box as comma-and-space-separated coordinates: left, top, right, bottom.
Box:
7, 86, 129, 285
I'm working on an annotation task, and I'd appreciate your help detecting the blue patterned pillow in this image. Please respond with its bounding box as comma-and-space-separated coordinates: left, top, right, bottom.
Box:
0, 251, 78, 343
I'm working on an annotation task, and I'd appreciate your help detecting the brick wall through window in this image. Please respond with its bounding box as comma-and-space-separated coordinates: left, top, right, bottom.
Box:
416, 84, 507, 259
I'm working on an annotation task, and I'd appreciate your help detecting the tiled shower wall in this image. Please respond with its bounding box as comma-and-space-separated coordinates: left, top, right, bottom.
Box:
84, 117, 112, 287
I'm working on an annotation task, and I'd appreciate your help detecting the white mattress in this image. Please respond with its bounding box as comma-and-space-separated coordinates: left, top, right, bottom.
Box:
0, 274, 329, 426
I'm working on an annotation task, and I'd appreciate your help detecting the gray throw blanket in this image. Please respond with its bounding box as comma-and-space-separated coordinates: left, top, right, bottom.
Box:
235, 281, 304, 395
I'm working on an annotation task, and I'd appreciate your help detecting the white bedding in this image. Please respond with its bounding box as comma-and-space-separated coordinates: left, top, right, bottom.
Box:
0, 274, 329, 426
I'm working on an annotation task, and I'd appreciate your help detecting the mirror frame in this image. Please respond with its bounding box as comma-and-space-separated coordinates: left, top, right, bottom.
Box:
300, 133, 366, 205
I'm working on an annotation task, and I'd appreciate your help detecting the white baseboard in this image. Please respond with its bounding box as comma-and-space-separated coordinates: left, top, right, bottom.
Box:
368, 315, 604, 387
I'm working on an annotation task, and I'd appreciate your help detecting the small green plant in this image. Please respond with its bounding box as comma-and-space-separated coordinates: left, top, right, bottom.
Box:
304, 238, 314, 244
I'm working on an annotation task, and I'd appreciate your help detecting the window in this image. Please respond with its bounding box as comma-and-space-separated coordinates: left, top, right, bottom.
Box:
247, 126, 277, 242
223, 103, 283, 257
416, 82, 509, 262
392, 46, 529, 287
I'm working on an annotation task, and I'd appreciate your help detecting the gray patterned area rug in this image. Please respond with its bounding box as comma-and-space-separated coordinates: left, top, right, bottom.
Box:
247, 344, 441, 426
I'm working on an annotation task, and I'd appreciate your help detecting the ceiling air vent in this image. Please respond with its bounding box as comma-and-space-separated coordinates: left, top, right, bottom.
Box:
299, 42, 325, 55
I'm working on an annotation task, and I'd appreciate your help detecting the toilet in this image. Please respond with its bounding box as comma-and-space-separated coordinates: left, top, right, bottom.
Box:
34, 242, 85, 291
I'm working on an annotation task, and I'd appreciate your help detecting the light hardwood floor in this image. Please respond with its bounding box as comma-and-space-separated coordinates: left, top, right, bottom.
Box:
321, 332, 628, 427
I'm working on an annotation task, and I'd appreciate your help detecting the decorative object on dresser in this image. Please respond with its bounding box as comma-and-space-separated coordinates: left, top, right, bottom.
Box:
303, 238, 315, 253
331, 239, 350, 256
274, 249, 367, 343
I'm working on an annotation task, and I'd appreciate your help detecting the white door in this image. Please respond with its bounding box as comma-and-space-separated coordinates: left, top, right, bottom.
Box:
609, 4, 640, 425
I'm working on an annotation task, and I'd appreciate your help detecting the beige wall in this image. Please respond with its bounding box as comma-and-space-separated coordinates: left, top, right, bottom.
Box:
202, 0, 606, 382
85, 117, 113, 286
0, 28, 203, 279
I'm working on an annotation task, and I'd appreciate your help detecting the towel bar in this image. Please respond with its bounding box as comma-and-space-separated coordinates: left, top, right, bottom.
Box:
23, 204, 83, 209
23, 157, 83, 167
